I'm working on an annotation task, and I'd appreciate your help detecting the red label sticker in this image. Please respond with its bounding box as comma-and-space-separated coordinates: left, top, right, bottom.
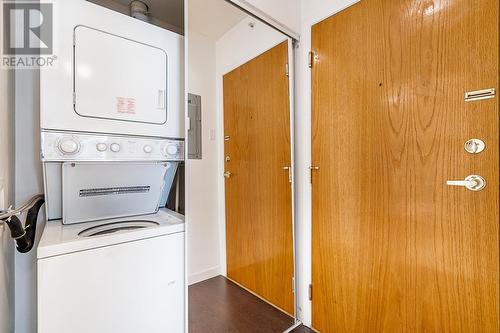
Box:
116, 97, 136, 114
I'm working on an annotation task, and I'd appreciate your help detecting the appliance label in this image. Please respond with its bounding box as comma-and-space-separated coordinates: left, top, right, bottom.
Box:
116, 97, 136, 114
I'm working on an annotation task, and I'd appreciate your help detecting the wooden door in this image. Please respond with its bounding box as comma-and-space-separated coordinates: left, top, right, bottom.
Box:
223, 41, 294, 315
311, 0, 499, 332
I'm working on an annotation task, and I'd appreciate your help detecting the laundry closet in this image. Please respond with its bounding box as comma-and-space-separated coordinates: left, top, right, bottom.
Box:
2, 0, 187, 332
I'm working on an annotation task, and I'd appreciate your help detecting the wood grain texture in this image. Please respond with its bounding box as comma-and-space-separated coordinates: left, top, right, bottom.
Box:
311, 0, 499, 332
223, 41, 294, 315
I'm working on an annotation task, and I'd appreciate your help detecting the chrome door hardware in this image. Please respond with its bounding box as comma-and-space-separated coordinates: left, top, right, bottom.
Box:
465, 88, 496, 102
308, 51, 318, 68
446, 175, 486, 191
283, 166, 292, 183
464, 139, 486, 154
224, 171, 232, 179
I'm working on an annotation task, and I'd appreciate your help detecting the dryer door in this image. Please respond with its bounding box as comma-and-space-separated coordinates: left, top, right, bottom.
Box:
74, 26, 168, 125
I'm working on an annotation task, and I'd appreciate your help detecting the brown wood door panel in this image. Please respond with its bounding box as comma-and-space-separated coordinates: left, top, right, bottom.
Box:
311, 0, 499, 332
223, 41, 294, 315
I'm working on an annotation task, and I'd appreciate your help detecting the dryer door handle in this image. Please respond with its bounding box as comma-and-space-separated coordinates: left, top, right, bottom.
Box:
158, 90, 166, 109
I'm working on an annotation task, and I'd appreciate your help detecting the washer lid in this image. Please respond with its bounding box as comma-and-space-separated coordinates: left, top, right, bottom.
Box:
37, 209, 185, 259
78, 221, 159, 237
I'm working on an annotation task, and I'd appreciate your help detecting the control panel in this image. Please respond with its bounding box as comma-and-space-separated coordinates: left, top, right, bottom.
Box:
41, 130, 184, 161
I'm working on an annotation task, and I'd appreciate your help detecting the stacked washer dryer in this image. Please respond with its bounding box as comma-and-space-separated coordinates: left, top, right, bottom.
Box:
37, 1, 185, 332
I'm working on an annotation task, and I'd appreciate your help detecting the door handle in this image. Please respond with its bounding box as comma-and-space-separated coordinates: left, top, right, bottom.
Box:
446, 175, 486, 191
224, 171, 232, 179
158, 90, 165, 109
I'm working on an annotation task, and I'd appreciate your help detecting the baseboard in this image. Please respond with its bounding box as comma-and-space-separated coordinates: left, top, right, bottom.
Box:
188, 266, 220, 285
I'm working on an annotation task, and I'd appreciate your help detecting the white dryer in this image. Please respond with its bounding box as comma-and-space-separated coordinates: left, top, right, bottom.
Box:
41, 0, 184, 138
37, 209, 185, 333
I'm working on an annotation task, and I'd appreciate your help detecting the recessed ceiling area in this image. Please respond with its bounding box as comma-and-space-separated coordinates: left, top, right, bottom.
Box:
88, 0, 184, 34
189, 0, 246, 40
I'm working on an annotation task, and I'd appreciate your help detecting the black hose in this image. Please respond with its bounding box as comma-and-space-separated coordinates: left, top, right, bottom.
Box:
2, 196, 45, 253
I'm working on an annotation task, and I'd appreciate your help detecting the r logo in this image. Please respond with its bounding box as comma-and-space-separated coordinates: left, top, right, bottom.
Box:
3, 3, 53, 55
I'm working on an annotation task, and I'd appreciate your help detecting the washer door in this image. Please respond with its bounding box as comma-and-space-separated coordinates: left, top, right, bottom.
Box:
78, 221, 159, 237
62, 162, 168, 224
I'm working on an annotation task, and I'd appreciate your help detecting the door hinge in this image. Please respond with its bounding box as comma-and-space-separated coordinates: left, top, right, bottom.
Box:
285, 63, 289, 77
292, 277, 295, 293
308, 51, 316, 68
283, 166, 292, 183
309, 166, 320, 184
308, 284, 313, 301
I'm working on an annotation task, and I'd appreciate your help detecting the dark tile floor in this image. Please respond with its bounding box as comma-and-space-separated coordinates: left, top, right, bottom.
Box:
189, 276, 313, 333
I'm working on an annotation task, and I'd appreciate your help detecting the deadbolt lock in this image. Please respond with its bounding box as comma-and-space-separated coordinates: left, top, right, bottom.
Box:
464, 139, 485, 154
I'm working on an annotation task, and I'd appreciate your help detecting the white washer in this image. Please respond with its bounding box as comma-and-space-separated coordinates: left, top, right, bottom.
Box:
37, 209, 185, 333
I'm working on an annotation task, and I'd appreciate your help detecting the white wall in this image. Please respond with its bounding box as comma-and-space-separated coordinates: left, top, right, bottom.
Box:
186, 31, 221, 285
0, 32, 15, 333
13, 68, 45, 333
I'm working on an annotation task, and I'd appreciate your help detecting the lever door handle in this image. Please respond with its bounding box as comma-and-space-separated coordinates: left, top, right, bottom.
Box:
446, 175, 486, 191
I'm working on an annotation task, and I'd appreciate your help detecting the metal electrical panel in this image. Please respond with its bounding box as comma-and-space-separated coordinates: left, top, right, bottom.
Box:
188, 94, 202, 159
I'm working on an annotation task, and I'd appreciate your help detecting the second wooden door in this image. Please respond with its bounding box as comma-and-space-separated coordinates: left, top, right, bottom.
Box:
223, 41, 294, 315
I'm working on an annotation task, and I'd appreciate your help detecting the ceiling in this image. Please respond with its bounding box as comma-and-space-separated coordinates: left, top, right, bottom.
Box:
188, 0, 246, 39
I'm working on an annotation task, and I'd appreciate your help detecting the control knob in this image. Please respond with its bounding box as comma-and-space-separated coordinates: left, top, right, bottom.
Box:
96, 143, 108, 152
110, 143, 121, 153
58, 137, 80, 155
165, 144, 179, 157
